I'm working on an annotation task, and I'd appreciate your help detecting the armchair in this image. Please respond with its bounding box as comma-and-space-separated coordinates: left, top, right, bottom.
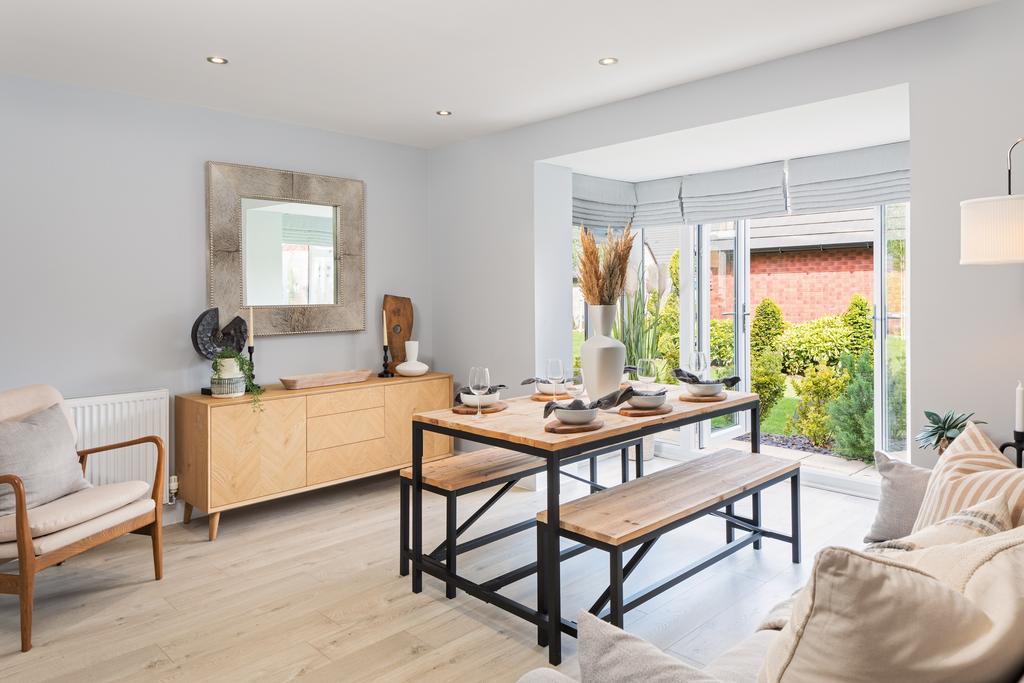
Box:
0, 385, 165, 652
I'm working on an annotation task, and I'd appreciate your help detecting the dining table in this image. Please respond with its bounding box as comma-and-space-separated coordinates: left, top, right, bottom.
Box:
407, 387, 761, 665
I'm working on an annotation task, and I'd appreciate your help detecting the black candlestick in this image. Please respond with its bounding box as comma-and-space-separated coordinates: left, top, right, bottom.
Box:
378, 345, 395, 378
999, 430, 1024, 468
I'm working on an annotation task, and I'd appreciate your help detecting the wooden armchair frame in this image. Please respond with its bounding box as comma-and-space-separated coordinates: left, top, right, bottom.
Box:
0, 435, 165, 652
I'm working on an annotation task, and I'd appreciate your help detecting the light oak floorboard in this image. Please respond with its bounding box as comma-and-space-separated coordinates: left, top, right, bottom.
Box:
0, 457, 874, 682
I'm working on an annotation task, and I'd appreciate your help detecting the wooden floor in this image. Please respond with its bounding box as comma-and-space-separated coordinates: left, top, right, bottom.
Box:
0, 456, 876, 682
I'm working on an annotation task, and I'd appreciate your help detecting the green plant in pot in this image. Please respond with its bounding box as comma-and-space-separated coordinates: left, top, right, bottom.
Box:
212, 348, 263, 411
915, 410, 983, 454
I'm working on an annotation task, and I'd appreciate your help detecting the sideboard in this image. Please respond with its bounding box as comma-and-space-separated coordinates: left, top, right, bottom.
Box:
175, 372, 452, 540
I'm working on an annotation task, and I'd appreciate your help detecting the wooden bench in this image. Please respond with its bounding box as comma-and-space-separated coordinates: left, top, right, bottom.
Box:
536, 449, 800, 630
399, 441, 643, 597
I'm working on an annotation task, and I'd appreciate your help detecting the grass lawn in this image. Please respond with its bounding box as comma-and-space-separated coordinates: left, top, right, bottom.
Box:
761, 396, 798, 435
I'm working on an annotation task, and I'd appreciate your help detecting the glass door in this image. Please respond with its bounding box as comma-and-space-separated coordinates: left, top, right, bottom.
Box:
696, 221, 750, 447
874, 204, 909, 457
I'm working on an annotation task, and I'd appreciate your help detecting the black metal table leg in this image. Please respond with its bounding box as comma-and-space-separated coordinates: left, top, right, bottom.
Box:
446, 493, 457, 598
725, 503, 735, 543
412, 422, 424, 593
791, 470, 802, 564
590, 456, 599, 494
620, 447, 629, 483
536, 522, 548, 646
635, 440, 644, 478
399, 478, 409, 576
750, 401, 762, 550
752, 491, 762, 550
545, 456, 562, 665
609, 548, 624, 628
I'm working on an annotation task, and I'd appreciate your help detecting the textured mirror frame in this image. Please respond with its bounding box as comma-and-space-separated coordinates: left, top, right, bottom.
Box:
206, 161, 366, 335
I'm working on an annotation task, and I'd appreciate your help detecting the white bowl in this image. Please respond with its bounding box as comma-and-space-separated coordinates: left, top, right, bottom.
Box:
537, 382, 566, 395
683, 382, 725, 397
627, 393, 667, 409
555, 407, 598, 425
460, 392, 499, 407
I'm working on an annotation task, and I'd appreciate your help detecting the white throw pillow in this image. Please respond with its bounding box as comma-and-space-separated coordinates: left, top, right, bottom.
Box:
866, 493, 1011, 553
759, 539, 1024, 683
864, 450, 931, 542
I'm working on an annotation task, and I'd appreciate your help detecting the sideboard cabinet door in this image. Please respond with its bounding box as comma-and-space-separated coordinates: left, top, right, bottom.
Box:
385, 378, 452, 465
210, 396, 307, 507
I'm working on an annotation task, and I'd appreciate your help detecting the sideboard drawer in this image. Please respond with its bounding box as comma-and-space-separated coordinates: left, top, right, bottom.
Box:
307, 407, 385, 451
307, 438, 391, 485
307, 386, 385, 417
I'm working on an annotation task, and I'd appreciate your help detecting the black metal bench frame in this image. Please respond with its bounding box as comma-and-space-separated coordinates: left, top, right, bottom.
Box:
537, 466, 800, 636
399, 439, 644, 598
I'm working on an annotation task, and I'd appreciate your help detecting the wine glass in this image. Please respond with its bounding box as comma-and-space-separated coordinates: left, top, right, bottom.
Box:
468, 366, 491, 419
636, 358, 657, 391
545, 358, 565, 387
688, 351, 710, 381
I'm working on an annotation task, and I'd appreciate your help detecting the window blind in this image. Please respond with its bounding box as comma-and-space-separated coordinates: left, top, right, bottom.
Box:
572, 173, 636, 230
632, 177, 683, 228
281, 213, 334, 248
681, 162, 786, 224
788, 141, 910, 213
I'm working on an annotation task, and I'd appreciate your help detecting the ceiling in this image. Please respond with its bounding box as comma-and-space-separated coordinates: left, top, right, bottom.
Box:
0, 1, 994, 148
546, 85, 910, 181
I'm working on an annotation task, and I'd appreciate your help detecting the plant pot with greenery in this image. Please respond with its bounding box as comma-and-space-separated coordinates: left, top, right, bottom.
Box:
211, 349, 264, 410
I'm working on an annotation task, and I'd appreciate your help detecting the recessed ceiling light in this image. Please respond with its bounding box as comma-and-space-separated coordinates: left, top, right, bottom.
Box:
598, 57, 618, 66
435, 110, 452, 117
206, 56, 229, 65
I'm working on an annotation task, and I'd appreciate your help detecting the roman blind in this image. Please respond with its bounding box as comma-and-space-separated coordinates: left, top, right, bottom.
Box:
572, 173, 636, 230
281, 213, 334, 248
681, 162, 787, 224
631, 177, 684, 228
788, 141, 910, 213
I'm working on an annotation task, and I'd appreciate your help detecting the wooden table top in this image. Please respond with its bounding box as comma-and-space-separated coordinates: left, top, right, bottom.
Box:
413, 388, 758, 452
537, 448, 797, 545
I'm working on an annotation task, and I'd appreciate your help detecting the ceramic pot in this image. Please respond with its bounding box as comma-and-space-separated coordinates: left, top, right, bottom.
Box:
580, 304, 625, 402
211, 358, 245, 398
396, 340, 429, 376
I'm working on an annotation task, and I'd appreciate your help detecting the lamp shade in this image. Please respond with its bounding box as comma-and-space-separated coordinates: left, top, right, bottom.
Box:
960, 195, 1024, 264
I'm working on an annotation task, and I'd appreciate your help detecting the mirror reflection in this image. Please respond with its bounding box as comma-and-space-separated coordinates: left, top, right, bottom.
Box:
242, 198, 336, 306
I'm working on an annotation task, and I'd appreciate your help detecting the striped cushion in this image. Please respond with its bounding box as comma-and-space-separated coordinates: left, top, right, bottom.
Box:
913, 422, 1024, 532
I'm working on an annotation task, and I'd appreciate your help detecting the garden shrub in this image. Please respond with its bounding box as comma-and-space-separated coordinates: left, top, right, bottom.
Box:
709, 319, 734, 370
786, 362, 850, 447
886, 337, 907, 444
778, 316, 851, 375
829, 351, 875, 461
656, 250, 680, 382
751, 349, 785, 422
843, 294, 873, 357
750, 298, 785, 358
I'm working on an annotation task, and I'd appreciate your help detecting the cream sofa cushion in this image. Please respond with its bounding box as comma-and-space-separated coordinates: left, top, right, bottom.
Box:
867, 493, 1011, 553
864, 450, 931, 542
914, 422, 1024, 531
760, 536, 1024, 683
0, 498, 154, 559
0, 480, 150, 542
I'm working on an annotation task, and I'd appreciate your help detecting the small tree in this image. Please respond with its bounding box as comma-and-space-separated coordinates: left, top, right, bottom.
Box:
751, 349, 785, 423
750, 298, 785, 359
829, 351, 874, 461
843, 294, 873, 357
787, 362, 850, 447
656, 250, 680, 381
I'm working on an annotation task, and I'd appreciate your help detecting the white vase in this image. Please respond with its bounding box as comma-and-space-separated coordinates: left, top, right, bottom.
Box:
211, 357, 245, 398
580, 304, 626, 402
396, 340, 429, 376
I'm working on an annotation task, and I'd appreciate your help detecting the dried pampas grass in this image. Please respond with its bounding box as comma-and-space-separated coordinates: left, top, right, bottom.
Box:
577, 225, 635, 305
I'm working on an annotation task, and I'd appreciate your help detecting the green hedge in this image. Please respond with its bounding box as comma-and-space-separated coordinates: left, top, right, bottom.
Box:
710, 319, 734, 369
778, 315, 851, 375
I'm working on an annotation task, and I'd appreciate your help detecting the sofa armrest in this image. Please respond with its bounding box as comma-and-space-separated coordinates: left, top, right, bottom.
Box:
78, 435, 166, 505
0, 474, 35, 567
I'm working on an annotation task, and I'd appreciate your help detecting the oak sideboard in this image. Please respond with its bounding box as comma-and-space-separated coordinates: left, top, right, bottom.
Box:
175, 372, 452, 540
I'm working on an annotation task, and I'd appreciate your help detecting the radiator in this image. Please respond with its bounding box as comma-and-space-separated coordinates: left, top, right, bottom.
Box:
64, 389, 170, 503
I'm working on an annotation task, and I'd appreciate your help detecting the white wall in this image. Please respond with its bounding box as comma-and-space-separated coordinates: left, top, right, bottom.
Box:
0, 75, 433, 472
428, 0, 1024, 465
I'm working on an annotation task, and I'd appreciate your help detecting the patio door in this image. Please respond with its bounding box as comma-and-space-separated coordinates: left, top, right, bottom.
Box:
696, 221, 750, 447
874, 204, 909, 457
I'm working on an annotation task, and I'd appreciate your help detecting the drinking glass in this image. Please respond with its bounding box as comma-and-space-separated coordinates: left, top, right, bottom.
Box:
688, 352, 710, 381
468, 366, 491, 418
636, 358, 657, 390
545, 358, 565, 386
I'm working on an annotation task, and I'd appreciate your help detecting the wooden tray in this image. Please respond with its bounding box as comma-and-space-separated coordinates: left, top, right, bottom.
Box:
619, 403, 673, 417
452, 401, 508, 415
679, 392, 727, 403
545, 419, 604, 434
280, 369, 373, 390
531, 393, 571, 402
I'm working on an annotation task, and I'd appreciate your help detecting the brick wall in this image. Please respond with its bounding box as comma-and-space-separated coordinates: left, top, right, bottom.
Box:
710, 246, 873, 323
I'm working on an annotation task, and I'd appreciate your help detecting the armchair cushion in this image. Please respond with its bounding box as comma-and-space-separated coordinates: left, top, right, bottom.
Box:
0, 480, 150, 542
0, 404, 90, 516
0, 497, 154, 559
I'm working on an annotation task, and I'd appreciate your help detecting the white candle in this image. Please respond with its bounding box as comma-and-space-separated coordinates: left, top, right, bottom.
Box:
1016, 381, 1024, 433
247, 307, 255, 347
382, 308, 388, 346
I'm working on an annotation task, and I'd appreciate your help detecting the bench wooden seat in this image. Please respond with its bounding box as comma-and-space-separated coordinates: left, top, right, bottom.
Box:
538, 449, 798, 546
400, 447, 544, 492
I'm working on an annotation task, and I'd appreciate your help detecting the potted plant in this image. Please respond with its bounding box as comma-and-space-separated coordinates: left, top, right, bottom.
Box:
212, 349, 264, 410
915, 410, 984, 454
